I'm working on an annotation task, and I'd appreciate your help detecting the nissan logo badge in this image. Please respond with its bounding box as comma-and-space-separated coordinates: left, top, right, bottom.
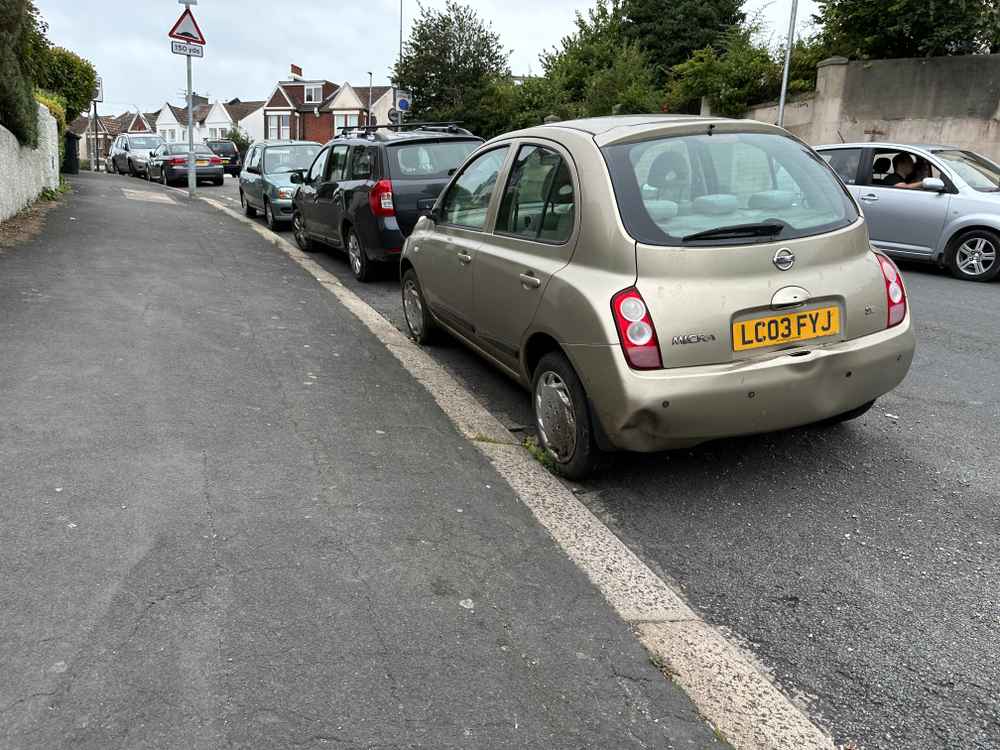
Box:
773, 248, 795, 271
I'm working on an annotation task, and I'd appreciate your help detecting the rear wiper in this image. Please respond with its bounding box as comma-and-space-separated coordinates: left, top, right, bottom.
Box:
682, 221, 787, 242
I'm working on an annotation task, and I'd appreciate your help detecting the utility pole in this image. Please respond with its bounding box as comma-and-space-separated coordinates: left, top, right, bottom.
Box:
777, 0, 799, 128
186, 49, 195, 197
367, 71, 373, 126
92, 100, 98, 172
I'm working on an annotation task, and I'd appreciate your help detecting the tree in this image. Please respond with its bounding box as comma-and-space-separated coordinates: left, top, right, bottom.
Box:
35, 46, 97, 123
392, 1, 509, 131
584, 43, 661, 116
622, 0, 745, 85
667, 26, 782, 118
225, 127, 251, 159
0, 0, 47, 146
541, 0, 628, 105
816, 0, 1000, 58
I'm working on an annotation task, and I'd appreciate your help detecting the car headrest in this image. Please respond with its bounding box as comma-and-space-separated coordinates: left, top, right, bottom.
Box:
647, 151, 689, 188
873, 157, 891, 174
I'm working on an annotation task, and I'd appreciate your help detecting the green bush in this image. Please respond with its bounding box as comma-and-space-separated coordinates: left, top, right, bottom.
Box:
34, 88, 66, 163
34, 46, 96, 123
0, 0, 44, 146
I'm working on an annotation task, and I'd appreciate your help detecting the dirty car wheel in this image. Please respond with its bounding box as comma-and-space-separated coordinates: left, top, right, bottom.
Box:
293, 212, 314, 251
241, 191, 257, 218
532, 351, 598, 480
401, 268, 435, 344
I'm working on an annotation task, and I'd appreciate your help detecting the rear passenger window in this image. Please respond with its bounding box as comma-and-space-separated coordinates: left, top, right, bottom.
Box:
496, 145, 575, 243
440, 147, 509, 230
349, 146, 373, 179
820, 148, 862, 185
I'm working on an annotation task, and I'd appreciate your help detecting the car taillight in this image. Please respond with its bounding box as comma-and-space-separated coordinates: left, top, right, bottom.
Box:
209, 156, 222, 165
169, 156, 187, 165
876, 252, 907, 327
369, 179, 395, 217
611, 288, 662, 369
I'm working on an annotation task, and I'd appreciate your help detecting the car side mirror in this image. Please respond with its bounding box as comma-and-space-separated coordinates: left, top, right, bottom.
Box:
290, 171, 303, 184
922, 177, 946, 192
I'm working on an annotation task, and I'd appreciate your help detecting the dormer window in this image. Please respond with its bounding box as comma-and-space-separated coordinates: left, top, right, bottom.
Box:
304, 85, 322, 104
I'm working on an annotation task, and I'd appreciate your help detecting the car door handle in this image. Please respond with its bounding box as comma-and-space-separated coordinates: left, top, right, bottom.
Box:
519, 273, 541, 289
457, 251, 473, 265
860, 193, 879, 202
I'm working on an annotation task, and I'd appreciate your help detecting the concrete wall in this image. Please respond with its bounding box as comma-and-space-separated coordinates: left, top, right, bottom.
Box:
1, 103, 59, 223
746, 55, 1000, 162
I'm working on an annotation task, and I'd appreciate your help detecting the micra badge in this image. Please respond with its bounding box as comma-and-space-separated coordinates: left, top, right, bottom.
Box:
671, 333, 717, 345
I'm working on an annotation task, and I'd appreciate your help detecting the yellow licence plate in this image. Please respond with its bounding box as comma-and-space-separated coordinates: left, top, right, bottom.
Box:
733, 306, 840, 351
196, 159, 208, 166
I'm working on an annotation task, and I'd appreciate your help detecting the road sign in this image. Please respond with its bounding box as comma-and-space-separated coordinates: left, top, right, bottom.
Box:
396, 90, 411, 112
92, 76, 103, 103
171, 40, 204, 57
168, 7, 206, 45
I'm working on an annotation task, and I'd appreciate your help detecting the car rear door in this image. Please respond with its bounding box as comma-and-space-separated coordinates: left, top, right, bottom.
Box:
472, 142, 577, 370
421, 146, 511, 335
855, 148, 951, 259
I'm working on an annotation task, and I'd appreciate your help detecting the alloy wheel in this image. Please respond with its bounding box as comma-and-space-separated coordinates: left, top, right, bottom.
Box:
535, 371, 577, 463
402, 278, 424, 337
265, 202, 274, 229
293, 214, 306, 244
956, 236, 997, 277
348, 234, 363, 276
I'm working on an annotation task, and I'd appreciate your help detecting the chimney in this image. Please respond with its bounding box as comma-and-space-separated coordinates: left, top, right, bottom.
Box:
290, 64, 303, 80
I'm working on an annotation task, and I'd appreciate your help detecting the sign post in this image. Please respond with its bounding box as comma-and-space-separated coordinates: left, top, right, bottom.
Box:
168, 0, 206, 198
91, 77, 102, 172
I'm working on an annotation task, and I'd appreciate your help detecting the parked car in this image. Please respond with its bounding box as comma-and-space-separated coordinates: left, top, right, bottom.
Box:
400, 116, 916, 478
107, 133, 165, 177
816, 142, 1000, 282
291, 125, 483, 281
205, 138, 242, 176
146, 143, 224, 186
239, 140, 321, 230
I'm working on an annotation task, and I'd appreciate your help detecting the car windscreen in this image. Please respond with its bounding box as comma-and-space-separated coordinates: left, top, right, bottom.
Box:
385, 140, 480, 180
167, 144, 214, 155
932, 149, 1000, 192
208, 141, 238, 156
264, 145, 320, 174
601, 131, 858, 246
130, 137, 162, 149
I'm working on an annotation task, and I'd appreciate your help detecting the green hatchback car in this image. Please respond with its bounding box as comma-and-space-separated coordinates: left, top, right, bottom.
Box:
240, 140, 321, 229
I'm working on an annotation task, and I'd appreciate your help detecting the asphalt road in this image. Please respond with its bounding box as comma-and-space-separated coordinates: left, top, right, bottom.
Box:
0, 173, 724, 749
217, 173, 1000, 750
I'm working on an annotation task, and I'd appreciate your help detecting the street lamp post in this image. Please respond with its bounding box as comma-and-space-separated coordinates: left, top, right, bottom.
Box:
777, 0, 799, 128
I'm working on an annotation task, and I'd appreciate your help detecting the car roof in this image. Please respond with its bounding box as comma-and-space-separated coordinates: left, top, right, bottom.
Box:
257, 140, 321, 148
816, 142, 962, 153
539, 114, 717, 135
327, 126, 482, 147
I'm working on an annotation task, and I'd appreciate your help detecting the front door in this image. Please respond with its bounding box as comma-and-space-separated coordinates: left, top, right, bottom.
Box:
473, 143, 578, 369
423, 146, 510, 336
857, 148, 952, 258
310, 145, 349, 242
243, 147, 264, 208
296, 145, 329, 236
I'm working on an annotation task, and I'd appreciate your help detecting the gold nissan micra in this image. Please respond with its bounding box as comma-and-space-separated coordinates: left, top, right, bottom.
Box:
400, 116, 916, 478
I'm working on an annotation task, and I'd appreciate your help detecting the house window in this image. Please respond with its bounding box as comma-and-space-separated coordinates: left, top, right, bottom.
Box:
334, 113, 360, 133
304, 85, 322, 104
267, 114, 290, 140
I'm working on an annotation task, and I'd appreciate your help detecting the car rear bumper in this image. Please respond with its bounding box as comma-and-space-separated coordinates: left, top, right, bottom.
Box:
567, 316, 916, 452
165, 166, 224, 181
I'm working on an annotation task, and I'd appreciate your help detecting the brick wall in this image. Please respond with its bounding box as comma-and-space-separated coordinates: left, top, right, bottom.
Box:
302, 112, 333, 143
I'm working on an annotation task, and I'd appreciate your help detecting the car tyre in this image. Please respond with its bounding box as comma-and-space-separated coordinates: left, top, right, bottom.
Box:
160, 170, 168, 186
816, 399, 876, 427
241, 191, 257, 218
213, 177, 224, 186
945, 228, 1000, 282
264, 200, 278, 230
401, 268, 436, 345
293, 211, 314, 251
532, 351, 599, 480
346, 228, 372, 282
127, 160, 136, 176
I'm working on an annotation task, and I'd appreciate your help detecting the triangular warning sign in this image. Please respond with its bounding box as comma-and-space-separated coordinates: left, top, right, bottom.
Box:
168, 8, 206, 45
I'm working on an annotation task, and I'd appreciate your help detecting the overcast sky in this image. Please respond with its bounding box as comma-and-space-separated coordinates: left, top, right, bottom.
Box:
36, 0, 819, 116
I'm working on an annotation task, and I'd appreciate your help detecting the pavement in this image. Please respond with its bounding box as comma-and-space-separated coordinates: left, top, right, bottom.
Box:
205, 175, 1000, 750
0, 173, 725, 749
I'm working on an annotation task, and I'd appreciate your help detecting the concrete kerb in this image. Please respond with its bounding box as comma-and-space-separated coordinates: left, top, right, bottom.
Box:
197, 194, 838, 750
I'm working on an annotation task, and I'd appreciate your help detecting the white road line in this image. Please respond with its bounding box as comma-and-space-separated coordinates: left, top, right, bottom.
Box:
199, 197, 838, 750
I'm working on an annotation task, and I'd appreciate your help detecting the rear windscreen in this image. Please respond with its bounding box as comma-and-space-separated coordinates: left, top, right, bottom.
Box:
129, 137, 162, 149
208, 141, 238, 156
386, 140, 479, 180
168, 144, 214, 155
602, 131, 858, 246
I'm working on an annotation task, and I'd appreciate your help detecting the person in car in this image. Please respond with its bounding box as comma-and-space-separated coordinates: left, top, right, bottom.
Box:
884, 153, 925, 189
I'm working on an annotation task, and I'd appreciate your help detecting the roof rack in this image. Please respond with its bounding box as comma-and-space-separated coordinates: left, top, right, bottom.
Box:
334, 121, 474, 140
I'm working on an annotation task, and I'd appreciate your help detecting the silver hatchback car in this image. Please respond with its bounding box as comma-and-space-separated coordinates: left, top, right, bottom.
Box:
401, 116, 915, 478
816, 142, 1000, 282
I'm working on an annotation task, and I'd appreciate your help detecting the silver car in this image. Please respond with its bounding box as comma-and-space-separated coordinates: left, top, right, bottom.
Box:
816, 142, 1000, 282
